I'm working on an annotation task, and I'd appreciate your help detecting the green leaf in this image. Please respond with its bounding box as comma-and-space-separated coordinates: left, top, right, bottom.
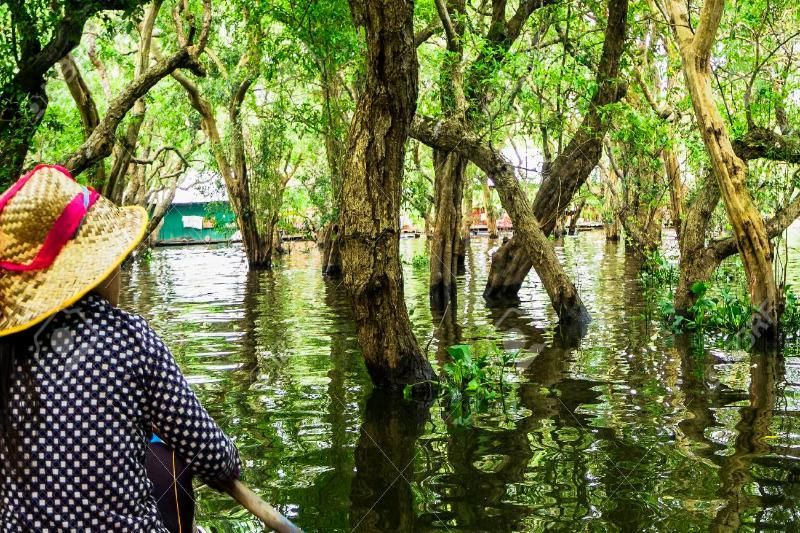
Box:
447, 344, 472, 361
690, 281, 709, 296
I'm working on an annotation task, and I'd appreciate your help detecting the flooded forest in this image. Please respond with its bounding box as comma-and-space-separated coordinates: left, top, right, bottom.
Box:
2, 0, 800, 530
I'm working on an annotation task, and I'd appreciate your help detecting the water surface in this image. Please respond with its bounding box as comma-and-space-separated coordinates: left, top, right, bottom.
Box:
120, 231, 800, 532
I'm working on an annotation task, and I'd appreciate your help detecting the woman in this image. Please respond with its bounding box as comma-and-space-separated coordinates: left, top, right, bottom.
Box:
0, 165, 241, 530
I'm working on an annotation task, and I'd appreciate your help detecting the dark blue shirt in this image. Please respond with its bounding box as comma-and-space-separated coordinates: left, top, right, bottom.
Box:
0, 294, 241, 531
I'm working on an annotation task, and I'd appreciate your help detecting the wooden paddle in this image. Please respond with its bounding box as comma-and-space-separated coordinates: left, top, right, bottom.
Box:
222, 479, 302, 533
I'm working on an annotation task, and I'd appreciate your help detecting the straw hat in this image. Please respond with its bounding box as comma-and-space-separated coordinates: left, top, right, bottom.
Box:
0, 165, 148, 337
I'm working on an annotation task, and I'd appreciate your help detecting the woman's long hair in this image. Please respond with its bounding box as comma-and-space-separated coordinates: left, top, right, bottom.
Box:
0, 333, 32, 468
0, 338, 18, 436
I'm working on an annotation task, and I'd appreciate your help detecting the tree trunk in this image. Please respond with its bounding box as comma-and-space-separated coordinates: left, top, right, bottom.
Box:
487, 152, 590, 327
663, 146, 684, 239
423, 207, 434, 238
320, 63, 348, 201
676, 175, 800, 314
321, 222, 343, 277
227, 79, 274, 269
105, 0, 162, 202
600, 163, 621, 241
319, 61, 348, 279
674, 174, 720, 312
483, 0, 628, 300
62, 0, 210, 179
568, 199, 586, 235
667, 0, 780, 339
621, 204, 664, 258
428, 0, 467, 310
483, 236, 537, 300
482, 178, 499, 238
619, 159, 665, 258
429, 149, 467, 309
145, 177, 179, 238
458, 178, 473, 273
272, 221, 286, 256
58, 55, 101, 139
171, 68, 269, 269
62, 47, 198, 177
553, 215, 567, 238
605, 218, 621, 241
341, 0, 436, 389
58, 54, 108, 187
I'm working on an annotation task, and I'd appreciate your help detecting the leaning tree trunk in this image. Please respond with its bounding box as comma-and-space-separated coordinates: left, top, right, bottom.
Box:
340, 0, 436, 389
58, 54, 108, 188
488, 152, 590, 327
675, 170, 800, 315
483, 0, 628, 302
429, 149, 467, 309
412, 115, 590, 326
106, 0, 163, 201
667, 0, 780, 339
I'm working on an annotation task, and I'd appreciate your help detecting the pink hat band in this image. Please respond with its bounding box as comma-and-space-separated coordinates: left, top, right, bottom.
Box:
0, 165, 100, 272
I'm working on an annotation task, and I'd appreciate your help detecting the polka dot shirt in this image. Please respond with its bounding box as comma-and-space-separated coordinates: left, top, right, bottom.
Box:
0, 294, 241, 531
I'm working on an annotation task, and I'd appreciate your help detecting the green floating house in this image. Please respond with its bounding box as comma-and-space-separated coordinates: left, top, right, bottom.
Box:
154, 184, 240, 245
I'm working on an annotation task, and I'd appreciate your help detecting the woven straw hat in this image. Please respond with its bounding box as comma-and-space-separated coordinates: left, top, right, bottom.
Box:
0, 165, 147, 336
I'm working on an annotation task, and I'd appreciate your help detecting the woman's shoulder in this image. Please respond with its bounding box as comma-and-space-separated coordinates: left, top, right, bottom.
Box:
74, 293, 157, 345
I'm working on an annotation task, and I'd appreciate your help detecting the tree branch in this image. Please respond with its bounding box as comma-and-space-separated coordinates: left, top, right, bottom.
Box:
62, 0, 212, 178
414, 20, 441, 47
62, 47, 194, 175
712, 192, 800, 260
693, 0, 725, 62
434, 0, 459, 48
732, 127, 800, 164
58, 54, 101, 139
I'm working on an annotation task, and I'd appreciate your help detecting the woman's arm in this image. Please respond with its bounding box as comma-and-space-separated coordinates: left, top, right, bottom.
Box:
134, 316, 242, 487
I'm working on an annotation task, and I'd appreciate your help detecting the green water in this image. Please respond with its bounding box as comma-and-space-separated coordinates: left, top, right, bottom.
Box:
120, 232, 800, 532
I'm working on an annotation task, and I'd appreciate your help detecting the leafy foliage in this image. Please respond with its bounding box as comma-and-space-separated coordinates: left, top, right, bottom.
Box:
405, 341, 517, 426
639, 250, 679, 291
657, 280, 755, 337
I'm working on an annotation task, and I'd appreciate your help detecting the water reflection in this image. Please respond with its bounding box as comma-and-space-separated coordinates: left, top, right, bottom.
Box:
350, 392, 432, 532
119, 233, 800, 531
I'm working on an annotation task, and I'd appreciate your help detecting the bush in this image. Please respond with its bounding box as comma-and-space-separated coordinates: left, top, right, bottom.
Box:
659, 281, 754, 335
403, 252, 430, 270
404, 341, 516, 426
411, 253, 429, 270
